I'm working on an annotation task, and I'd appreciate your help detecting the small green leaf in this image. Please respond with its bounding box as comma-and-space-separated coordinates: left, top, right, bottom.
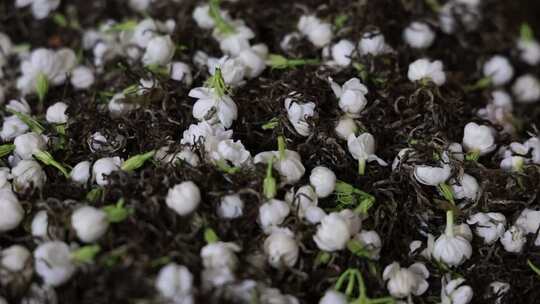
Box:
33, 150, 70, 177
86, 187, 103, 203
146, 64, 170, 76
35, 73, 49, 103
121, 150, 156, 172
216, 160, 240, 174
52, 13, 68, 27
261, 117, 279, 130
438, 183, 455, 205
0, 144, 15, 158
334, 14, 348, 30
347, 239, 370, 258
521, 23, 534, 42
103, 198, 132, 223
105, 20, 137, 33
6, 109, 45, 134
424, 0, 441, 12
71, 245, 101, 264
204, 227, 220, 244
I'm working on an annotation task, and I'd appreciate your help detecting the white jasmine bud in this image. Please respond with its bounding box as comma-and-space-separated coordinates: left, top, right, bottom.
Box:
329, 77, 369, 118
70, 161, 91, 184
0, 245, 32, 286
451, 174, 479, 201
254, 149, 305, 185
71, 206, 109, 243
14, 132, 47, 160
12, 160, 47, 191
165, 181, 201, 216
181, 121, 232, 153
500, 225, 526, 253
512, 74, 540, 103
515, 208, 540, 234
15, 0, 60, 19
403, 22, 435, 49
330, 39, 355, 66
297, 15, 332, 48
383, 262, 430, 298
189, 87, 238, 128
237, 45, 268, 79
70, 66, 95, 89
280, 32, 302, 51
408, 58, 446, 86
170, 61, 193, 85
319, 290, 347, 304
518, 39, 540, 66
500, 155, 526, 172
192, 5, 215, 29
489, 282, 510, 304
213, 139, 251, 167
31, 210, 48, 239
467, 212, 506, 244
16, 48, 76, 96
433, 211, 472, 267
314, 212, 352, 252
353, 230, 382, 260
309, 166, 336, 198
213, 21, 255, 56
208, 56, 246, 87
1, 115, 29, 141
92, 157, 122, 186
462, 122, 496, 157
0, 189, 24, 232
263, 228, 299, 269
335, 116, 358, 140
45, 102, 68, 124
34, 241, 75, 287
284, 97, 316, 137
155, 263, 194, 301
347, 133, 387, 175
142, 35, 175, 66
217, 194, 244, 219
290, 185, 318, 219
339, 209, 362, 235
201, 267, 235, 290
448, 142, 465, 161
129, 0, 152, 12
483, 55, 514, 86
201, 241, 240, 270
258, 199, 290, 233
304, 205, 326, 224
359, 32, 391, 56
440, 276, 473, 304
108, 93, 139, 118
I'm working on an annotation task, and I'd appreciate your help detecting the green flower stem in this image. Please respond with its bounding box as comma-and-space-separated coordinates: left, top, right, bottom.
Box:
35, 73, 49, 103
204, 227, 220, 244
277, 136, 286, 160
71, 245, 101, 264
0, 144, 15, 158
358, 158, 366, 175
33, 150, 69, 178
205, 67, 230, 98
438, 183, 455, 205
121, 150, 156, 172
445, 209, 455, 237
6, 109, 45, 134
465, 150, 480, 161
209, 0, 235, 35
263, 158, 277, 199
268, 54, 319, 69
103, 198, 132, 223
